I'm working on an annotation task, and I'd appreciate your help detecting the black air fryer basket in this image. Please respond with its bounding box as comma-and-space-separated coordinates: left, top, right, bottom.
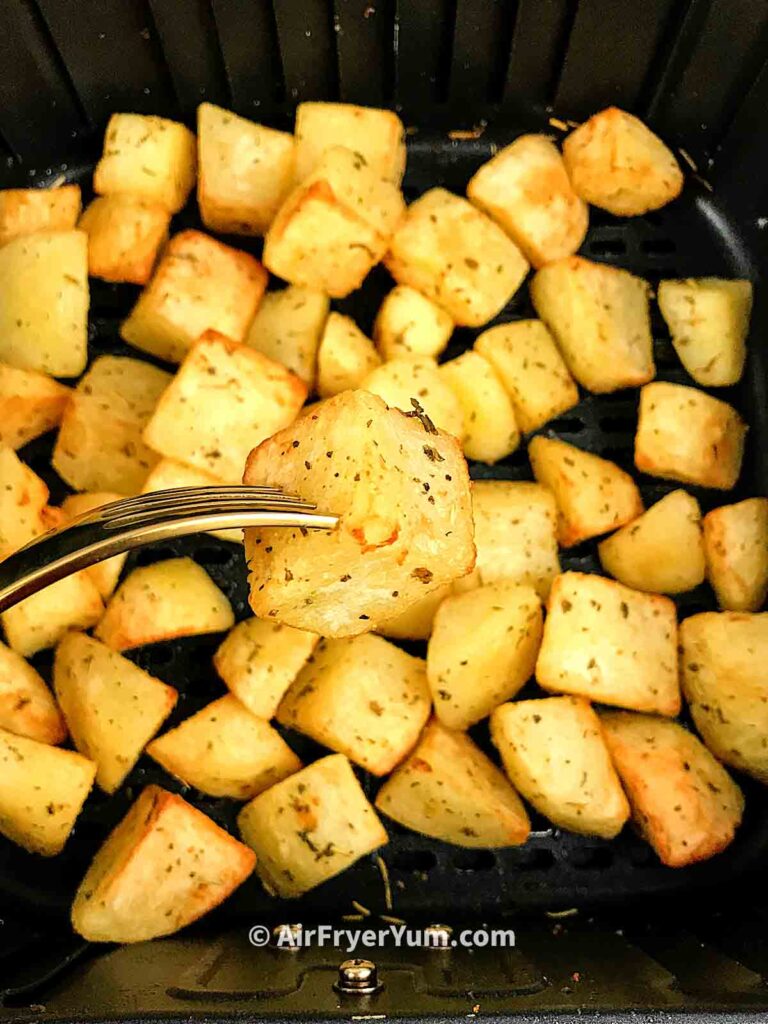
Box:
2, 0, 768, 1020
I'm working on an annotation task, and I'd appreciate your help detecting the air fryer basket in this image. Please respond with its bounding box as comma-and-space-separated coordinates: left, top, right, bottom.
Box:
1, 0, 768, 1019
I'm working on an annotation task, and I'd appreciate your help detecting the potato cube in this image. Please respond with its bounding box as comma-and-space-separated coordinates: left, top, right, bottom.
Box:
0, 185, 81, 248
0, 727, 95, 855
72, 785, 255, 942
121, 230, 267, 364
0, 640, 66, 744
278, 635, 430, 775
244, 390, 475, 636
214, 618, 318, 719
141, 458, 242, 544
237, 753, 387, 897
529, 435, 643, 547
264, 147, 405, 298
491, 696, 630, 838
2, 572, 104, 658
376, 719, 530, 847
143, 331, 307, 484
53, 632, 177, 794
362, 357, 465, 438
439, 351, 520, 462
635, 382, 746, 490
530, 256, 653, 393
601, 711, 743, 867
681, 612, 768, 782
198, 102, 295, 235
385, 188, 528, 327
0, 230, 88, 377
79, 195, 170, 285
428, 582, 542, 730
295, 101, 405, 184
0, 363, 69, 449
53, 355, 171, 494
60, 493, 128, 598
94, 113, 196, 213
0, 445, 48, 559
598, 489, 705, 594
467, 134, 588, 267
316, 312, 381, 397
474, 320, 579, 432
246, 285, 329, 388
95, 557, 234, 651
376, 583, 453, 641
373, 285, 453, 360
703, 498, 768, 611
536, 571, 680, 715
563, 107, 683, 216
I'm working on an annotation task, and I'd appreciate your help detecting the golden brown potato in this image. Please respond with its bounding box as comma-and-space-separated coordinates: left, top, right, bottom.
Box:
362, 356, 465, 438
238, 753, 387, 898
0, 363, 69, 450
94, 113, 196, 213
0, 640, 66, 744
373, 285, 453, 360
0, 185, 81, 247
95, 557, 234, 652
635, 382, 746, 490
601, 711, 743, 867
438, 351, 520, 463
316, 312, 381, 398
0, 444, 48, 559
60, 493, 128, 598
243, 390, 475, 637
529, 435, 643, 547
385, 188, 528, 327
703, 498, 768, 611
246, 285, 329, 388
294, 101, 405, 184
536, 571, 680, 715
72, 785, 256, 942
198, 102, 295, 235
530, 256, 654, 393
121, 230, 267, 363
141, 459, 241, 544
1, 572, 104, 658
598, 489, 705, 594
376, 719, 530, 847
467, 134, 588, 267
79, 195, 170, 285
491, 696, 630, 838
563, 107, 683, 216
278, 635, 430, 775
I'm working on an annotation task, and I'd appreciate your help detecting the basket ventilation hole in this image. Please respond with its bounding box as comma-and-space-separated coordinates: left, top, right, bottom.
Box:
390, 849, 438, 873
451, 849, 498, 871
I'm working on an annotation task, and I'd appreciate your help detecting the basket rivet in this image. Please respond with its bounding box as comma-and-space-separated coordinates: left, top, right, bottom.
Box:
424, 923, 454, 949
335, 957, 381, 994
272, 923, 303, 950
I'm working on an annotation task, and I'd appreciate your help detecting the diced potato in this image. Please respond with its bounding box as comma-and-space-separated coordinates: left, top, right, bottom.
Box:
0, 445, 48, 560
278, 635, 430, 775
79, 195, 170, 285
530, 256, 653, 393
143, 331, 307, 484
141, 458, 242, 544
427, 582, 542, 730
439, 351, 520, 462
598, 489, 705, 594
53, 632, 177, 794
385, 188, 528, 327
148, 695, 301, 799
601, 711, 743, 867
681, 612, 768, 782
658, 278, 752, 387
94, 113, 196, 213
198, 102, 295, 235
95, 557, 234, 652
264, 147, 405, 298
1, 572, 104, 658
529, 435, 643, 547
213, 617, 319, 719
246, 285, 329, 388
376, 582, 453, 641
237, 753, 387, 897
72, 785, 255, 942
295, 101, 405, 184
0, 727, 95, 855
60, 493, 128, 598
0, 640, 66, 744
491, 696, 630, 838
0, 185, 81, 248
373, 285, 453, 360
474, 320, 579, 432
376, 719, 530, 847
244, 390, 475, 637
562, 107, 683, 216
467, 134, 588, 267
703, 498, 768, 611
635, 382, 746, 490
0, 363, 70, 449
362, 357, 465, 438
52, 355, 171, 494
0, 230, 88, 377
536, 571, 680, 715
121, 230, 267, 364
316, 312, 381, 398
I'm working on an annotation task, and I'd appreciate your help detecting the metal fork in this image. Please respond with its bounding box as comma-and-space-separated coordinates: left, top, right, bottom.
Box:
0, 487, 338, 614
